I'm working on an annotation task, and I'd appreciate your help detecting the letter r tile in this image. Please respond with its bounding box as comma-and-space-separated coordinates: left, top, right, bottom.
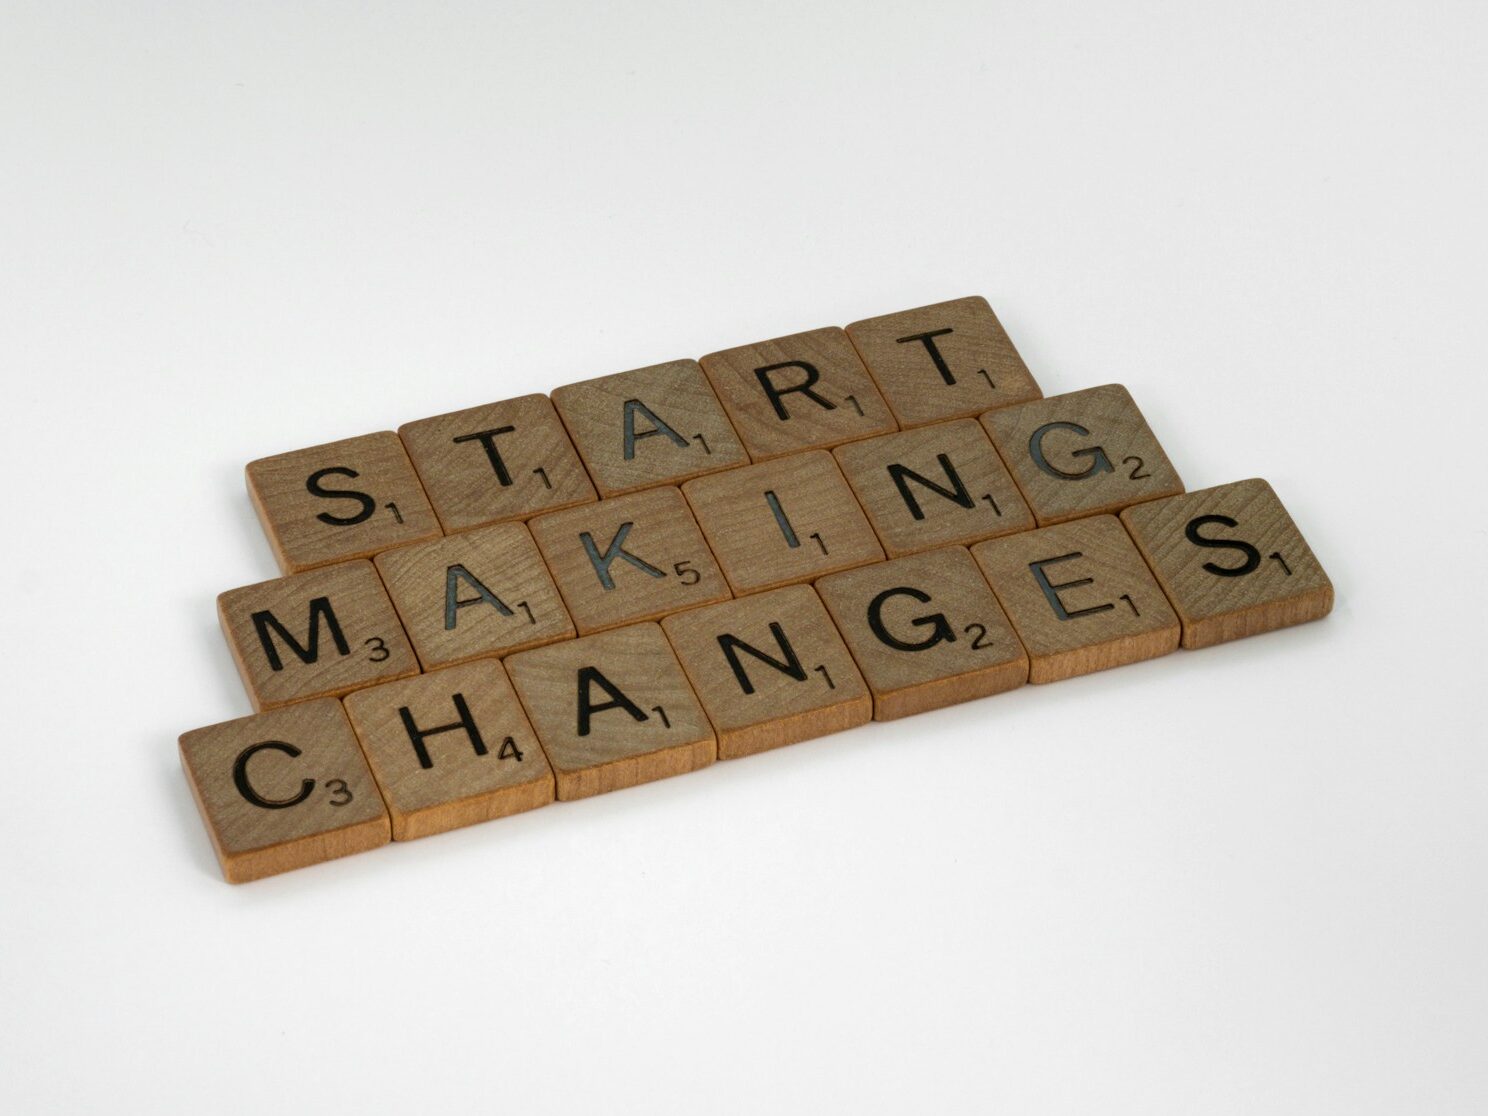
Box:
179, 698, 391, 883
970, 515, 1179, 683
218, 559, 419, 711
700, 327, 897, 460
981, 384, 1184, 525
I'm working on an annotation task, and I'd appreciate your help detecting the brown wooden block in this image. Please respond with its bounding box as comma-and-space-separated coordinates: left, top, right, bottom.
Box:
681, 451, 884, 596
246, 432, 442, 574
1120, 478, 1334, 649
970, 515, 1180, 683
398, 394, 596, 533
342, 659, 554, 840
980, 384, 1184, 525
505, 623, 714, 800
528, 486, 730, 635
815, 548, 1028, 721
833, 419, 1035, 557
551, 359, 750, 496
845, 296, 1042, 428
699, 327, 897, 460
661, 585, 871, 759
374, 521, 574, 670
218, 559, 419, 711
179, 698, 391, 883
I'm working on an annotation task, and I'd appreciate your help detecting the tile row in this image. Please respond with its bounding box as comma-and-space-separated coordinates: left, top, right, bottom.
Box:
187, 480, 1333, 881
246, 296, 1048, 574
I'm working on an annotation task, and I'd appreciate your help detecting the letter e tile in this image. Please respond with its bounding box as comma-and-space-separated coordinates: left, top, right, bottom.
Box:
970, 515, 1179, 682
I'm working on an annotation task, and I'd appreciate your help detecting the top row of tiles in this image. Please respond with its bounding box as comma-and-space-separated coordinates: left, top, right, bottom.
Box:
248, 297, 1049, 573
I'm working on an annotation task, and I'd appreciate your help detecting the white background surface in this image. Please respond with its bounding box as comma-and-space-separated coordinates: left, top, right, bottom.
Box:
3, 2, 1485, 1112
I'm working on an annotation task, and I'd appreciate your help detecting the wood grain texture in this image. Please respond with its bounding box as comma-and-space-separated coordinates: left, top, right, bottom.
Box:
374, 520, 574, 670
528, 486, 730, 634
681, 450, 884, 595
699, 327, 897, 460
833, 418, 1035, 556
815, 547, 1028, 721
980, 384, 1184, 525
551, 359, 750, 496
661, 585, 870, 759
398, 394, 596, 533
218, 559, 419, 711
970, 515, 1180, 683
341, 659, 554, 840
1120, 478, 1333, 649
504, 622, 714, 800
247, 431, 441, 574
845, 296, 1042, 427
179, 698, 390, 883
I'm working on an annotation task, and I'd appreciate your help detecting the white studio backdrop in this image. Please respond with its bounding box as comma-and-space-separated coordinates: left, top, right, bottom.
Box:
2, 2, 1485, 1113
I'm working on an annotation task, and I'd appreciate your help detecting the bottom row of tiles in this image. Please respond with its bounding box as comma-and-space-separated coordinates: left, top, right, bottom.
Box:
183, 482, 1333, 882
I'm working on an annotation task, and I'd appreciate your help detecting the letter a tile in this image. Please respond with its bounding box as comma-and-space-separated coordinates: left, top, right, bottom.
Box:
1120, 478, 1334, 648
551, 359, 750, 496
700, 327, 897, 460
682, 451, 884, 595
970, 515, 1180, 682
247, 431, 442, 574
374, 521, 574, 670
845, 296, 1042, 428
816, 548, 1028, 720
981, 384, 1183, 525
505, 623, 715, 800
342, 660, 554, 840
661, 585, 871, 759
218, 559, 419, 710
179, 698, 391, 883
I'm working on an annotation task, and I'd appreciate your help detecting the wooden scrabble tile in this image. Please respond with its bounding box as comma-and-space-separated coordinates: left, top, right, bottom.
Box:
661, 585, 870, 759
505, 623, 714, 800
970, 515, 1180, 683
218, 559, 419, 711
681, 451, 884, 595
373, 521, 574, 670
551, 359, 750, 496
398, 394, 596, 533
699, 327, 897, 460
833, 419, 1035, 556
815, 548, 1028, 721
1120, 478, 1334, 649
179, 698, 391, 883
247, 432, 442, 574
528, 486, 730, 635
980, 384, 1184, 525
845, 296, 1042, 428
342, 659, 554, 840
